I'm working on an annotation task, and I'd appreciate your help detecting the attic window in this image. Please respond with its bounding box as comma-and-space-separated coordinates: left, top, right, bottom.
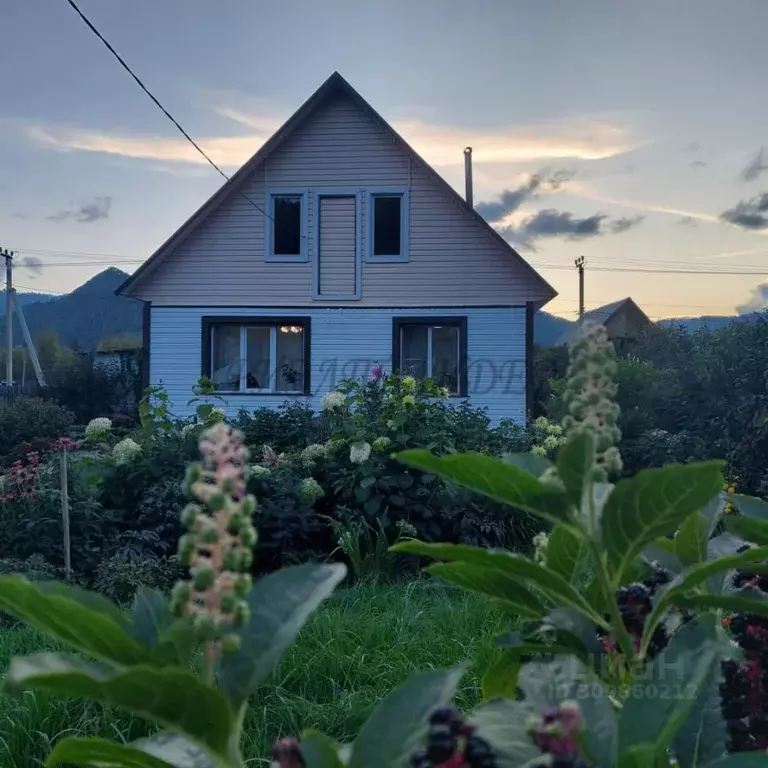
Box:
266, 190, 307, 261
366, 189, 409, 262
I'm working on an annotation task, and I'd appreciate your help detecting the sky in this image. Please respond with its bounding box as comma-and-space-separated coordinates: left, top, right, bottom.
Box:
2, 0, 768, 319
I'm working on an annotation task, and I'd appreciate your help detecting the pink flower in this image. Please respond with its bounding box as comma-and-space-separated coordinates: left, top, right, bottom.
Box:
371, 364, 383, 380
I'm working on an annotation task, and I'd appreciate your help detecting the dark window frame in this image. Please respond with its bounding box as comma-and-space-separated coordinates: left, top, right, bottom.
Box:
391, 316, 468, 397
265, 189, 308, 262
365, 188, 410, 263
201, 316, 311, 396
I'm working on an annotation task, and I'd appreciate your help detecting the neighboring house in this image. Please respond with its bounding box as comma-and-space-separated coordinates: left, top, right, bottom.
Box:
557, 298, 651, 346
94, 337, 143, 371
118, 72, 556, 423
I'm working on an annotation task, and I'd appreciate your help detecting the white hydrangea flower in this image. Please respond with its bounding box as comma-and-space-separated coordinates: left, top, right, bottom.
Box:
85, 417, 112, 442
249, 464, 271, 478
181, 423, 198, 438
206, 406, 226, 424
299, 477, 324, 503
113, 437, 142, 465
372, 436, 392, 452
543, 435, 561, 451
349, 441, 371, 464
321, 390, 346, 411
301, 443, 327, 466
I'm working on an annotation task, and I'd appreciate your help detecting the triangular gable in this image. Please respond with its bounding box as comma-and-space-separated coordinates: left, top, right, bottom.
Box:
118, 72, 556, 303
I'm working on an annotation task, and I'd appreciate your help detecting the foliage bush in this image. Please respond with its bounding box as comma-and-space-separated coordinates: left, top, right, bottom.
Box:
0, 397, 74, 466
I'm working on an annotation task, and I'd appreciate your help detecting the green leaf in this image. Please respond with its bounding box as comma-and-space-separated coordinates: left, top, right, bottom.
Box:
37, 582, 134, 631
619, 618, 723, 758
518, 660, 617, 767
541, 607, 602, 661
501, 452, 552, 477
672, 657, 727, 768
394, 450, 571, 525
481, 649, 522, 700
349, 667, 464, 768
708, 533, 748, 559
301, 731, 346, 768
601, 462, 725, 581
6, 654, 236, 764
546, 524, 584, 582
426, 563, 547, 619
218, 563, 346, 705
726, 516, 768, 545
468, 700, 541, 768
556, 430, 596, 510
354, 484, 372, 503
359, 476, 376, 490
643, 537, 682, 574
677, 592, 768, 618
675, 512, 710, 566
47, 733, 217, 768
0, 577, 151, 667
132, 588, 173, 648
393, 541, 606, 626
705, 755, 768, 768
728, 494, 768, 520
701, 494, 727, 538
364, 496, 382, 516
641, 547, 768, 651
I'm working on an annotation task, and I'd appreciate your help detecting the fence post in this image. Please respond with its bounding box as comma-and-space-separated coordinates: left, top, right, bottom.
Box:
61, 445, 71, 581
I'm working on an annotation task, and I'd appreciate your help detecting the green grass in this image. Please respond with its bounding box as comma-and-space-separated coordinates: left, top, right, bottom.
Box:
0, 582, 510, 767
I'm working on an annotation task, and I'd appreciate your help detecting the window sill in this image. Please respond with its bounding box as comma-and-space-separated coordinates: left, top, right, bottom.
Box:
214, 390, 310, 397
265, 254, 309, 263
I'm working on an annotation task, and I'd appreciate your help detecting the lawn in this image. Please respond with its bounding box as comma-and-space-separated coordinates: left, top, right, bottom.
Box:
0, 581, 509, 767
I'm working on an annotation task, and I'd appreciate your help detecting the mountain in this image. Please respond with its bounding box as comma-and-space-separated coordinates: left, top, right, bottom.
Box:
0, 290, 54, 316
658, 314, 762, 333
534, 311, 573, 346
0, 268, 142, 350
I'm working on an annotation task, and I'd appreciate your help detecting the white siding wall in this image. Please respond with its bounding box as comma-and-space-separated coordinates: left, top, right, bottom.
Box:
151, 306, 527, 424
131, 92, 549, 306
318, 196, 356, 296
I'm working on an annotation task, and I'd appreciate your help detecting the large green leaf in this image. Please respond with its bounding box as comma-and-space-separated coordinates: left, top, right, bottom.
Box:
675, 512, 710, 566
6, 653, 236, 764
394, 541, 606, 626
481, 649, 522, 701
426, 563, 547, 619
619, 618, 725, 758
705, 755, 768, 768
394, 450, 571, 525
546, 524, 584, 582
47, 733, 217, 768
641, 547, 768, 652
131, 589, 196, 668
0, 577, 151, 667
672, 659, 727, 768
728, 494, 768, 520
643, 536, 682, 574
501, 452, 552, 477
301, 731, 346, 768
518, 660, 617, 767
349, 667, 464, 768
726, 516, 768, 546
541, 607, 603, 660
556, 430, 596, 511
701, 494, 727, 538
218, 563, 346, 705
601, 462, 725, 581
708, 533, 749, 559
677, 591, 768, 618
468, 700, 541, 768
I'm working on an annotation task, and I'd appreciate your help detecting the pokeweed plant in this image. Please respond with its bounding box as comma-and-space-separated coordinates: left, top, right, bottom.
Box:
2, 325, 768, 768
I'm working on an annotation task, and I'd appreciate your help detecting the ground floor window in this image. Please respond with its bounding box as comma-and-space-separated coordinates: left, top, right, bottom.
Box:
202, 317, 310, 394
392, 317, 467, 395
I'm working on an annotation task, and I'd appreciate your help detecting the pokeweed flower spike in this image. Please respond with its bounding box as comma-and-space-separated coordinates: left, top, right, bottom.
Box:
527, 700, 588, 767
409, 707, 497, 768
171, 423, 257, 681
562, 321, 622, 482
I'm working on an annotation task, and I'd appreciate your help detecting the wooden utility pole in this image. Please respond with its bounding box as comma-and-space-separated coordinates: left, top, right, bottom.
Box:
2, 248, 12, 388
575, 256, 585, 320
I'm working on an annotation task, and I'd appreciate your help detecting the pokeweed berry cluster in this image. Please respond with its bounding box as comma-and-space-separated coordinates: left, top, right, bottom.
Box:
170, 424, 257, 663
720, 545, 768, 752
410, 707, 497, 768
600, 563, 671, 659
526, 700, 587, 768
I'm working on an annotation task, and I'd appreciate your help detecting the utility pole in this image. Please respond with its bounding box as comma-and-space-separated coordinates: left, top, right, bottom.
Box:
575, 256, 585, 321
2, 248, 12, 388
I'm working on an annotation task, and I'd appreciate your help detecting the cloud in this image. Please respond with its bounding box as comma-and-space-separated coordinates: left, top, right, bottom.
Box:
26, 111, 640, 169
47, 196, 112, 224
720, 193, 768, 231
677, 216, 698, 227
685, 142, 701, 153
609, 215, 645, 234
475, 169, 574, 222
498, 209, 608, 250
18, 255, 43, 276
736, 282, 768, 315
690, 160, 707, 169
740, 148, 768, 182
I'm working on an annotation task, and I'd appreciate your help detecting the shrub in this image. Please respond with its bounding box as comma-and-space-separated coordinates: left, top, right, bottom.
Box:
0, 397, 74, 466
93, 552, 181, 604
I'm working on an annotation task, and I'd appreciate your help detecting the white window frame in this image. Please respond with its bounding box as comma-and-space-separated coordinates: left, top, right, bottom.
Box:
207, 321, 307, 395
265, 188, 309, 262
365, 187, 410, 262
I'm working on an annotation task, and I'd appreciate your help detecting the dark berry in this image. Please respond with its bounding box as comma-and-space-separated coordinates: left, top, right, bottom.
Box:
426, 723, 456, 764
410, 748, 431, 768
430, 707, 460, 726
465, 735, 496, 768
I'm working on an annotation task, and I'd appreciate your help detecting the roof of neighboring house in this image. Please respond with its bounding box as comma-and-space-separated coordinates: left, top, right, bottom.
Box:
95, 337, 143, 354
117, 71, 556, 305
556, 297, 651, 345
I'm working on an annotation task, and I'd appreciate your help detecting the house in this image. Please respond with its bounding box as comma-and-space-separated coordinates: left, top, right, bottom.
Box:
94, 337, 142, 371
118, 72, 556, 423
557, 298, 651, 346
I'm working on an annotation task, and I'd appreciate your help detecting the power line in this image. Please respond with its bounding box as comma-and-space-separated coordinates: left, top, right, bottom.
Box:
63, 0, 300, 242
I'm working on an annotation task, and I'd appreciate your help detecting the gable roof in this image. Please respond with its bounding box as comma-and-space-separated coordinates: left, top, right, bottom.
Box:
557, 297, 651, 344
118, 72, 556, 304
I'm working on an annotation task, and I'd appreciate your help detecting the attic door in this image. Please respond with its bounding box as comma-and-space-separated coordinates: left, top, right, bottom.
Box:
314, 191, 360, 299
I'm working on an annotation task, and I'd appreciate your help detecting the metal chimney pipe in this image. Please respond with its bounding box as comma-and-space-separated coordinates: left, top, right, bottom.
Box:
464, 146, 473, 208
